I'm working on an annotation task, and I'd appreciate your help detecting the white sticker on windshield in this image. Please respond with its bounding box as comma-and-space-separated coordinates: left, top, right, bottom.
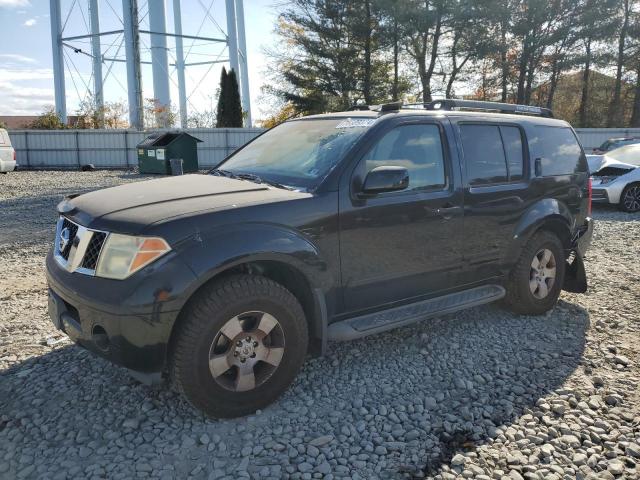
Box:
335, 118, 376, 129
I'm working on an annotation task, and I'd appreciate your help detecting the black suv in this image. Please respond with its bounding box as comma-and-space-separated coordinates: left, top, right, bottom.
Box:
47, 100, 593, 418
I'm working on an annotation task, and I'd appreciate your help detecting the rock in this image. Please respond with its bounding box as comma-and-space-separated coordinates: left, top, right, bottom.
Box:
613, 355, 630, 367
625, 443, 640, 458
309, 435, 333, 447
607, 460, 624, 475
573, 453, 588, 465
451, 454, 466, 466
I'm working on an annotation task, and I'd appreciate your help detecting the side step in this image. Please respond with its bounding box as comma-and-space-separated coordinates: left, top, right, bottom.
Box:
328, 285, 505, 341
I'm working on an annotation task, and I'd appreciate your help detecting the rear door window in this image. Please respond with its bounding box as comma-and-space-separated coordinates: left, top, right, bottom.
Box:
500, 126, 524, 181
459, 124, 526, 186
534, 126, 586, 175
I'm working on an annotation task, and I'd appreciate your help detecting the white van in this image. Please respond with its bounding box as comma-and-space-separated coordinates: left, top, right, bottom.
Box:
0, 128, 16, 173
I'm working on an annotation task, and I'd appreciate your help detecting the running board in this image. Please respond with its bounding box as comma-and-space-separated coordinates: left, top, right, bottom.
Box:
328, 285, 505, 341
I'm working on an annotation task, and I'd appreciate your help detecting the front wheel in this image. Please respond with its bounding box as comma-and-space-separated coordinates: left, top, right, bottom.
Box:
503, 231, 566, 315
620, 183, 640, 212
171, 275, 308, 418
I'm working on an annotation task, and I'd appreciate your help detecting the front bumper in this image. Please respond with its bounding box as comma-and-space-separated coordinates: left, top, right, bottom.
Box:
46, 250, 197, 374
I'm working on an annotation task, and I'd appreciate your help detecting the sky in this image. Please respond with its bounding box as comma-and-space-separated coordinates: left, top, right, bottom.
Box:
0, 0, 280, 123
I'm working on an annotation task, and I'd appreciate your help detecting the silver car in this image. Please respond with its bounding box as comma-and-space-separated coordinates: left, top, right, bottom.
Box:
0, 128, 16, 173
587, 144, 640, 212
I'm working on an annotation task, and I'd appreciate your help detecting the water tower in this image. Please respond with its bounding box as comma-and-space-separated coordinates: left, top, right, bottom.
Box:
49, 0, 252, 128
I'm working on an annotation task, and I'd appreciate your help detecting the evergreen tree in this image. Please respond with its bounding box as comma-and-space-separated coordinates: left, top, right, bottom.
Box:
216, 67, 244, 128
227, 68, 244, 127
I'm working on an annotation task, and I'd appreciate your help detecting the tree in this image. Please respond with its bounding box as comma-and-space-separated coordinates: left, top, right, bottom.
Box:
216, 66, 244, 127
143, 99, 177, 129
75, 100, 129, 129
267, 0, 398, 114
607, 0, 633, 126
259, 103, 299, 129
29, 107, 66, 129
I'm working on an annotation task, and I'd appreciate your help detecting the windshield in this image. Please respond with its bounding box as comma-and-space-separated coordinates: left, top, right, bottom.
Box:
216, 118, 373, 189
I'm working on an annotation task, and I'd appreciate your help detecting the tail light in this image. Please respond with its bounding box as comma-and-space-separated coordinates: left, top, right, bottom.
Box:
587, 178, 592, 216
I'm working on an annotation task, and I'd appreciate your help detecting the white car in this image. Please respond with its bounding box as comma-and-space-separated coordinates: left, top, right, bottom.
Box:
0, 128, 17, 173
587, 144, 640, 212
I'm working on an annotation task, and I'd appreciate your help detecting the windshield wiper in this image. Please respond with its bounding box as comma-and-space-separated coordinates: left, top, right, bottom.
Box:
210, 168, 237, 179
235, 173, 294, 191
211, 169, 294, 190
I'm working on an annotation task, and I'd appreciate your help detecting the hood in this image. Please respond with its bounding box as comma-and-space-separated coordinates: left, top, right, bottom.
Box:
588, 154, 638, 174
62, 174, 306, 233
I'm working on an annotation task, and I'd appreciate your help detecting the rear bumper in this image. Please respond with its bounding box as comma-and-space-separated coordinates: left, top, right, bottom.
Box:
574, 217, 594, 257
0, 159, 16, 172
46, 250, 196, 374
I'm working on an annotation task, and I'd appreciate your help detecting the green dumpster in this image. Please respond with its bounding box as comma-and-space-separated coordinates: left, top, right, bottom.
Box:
137, 132, 203, 174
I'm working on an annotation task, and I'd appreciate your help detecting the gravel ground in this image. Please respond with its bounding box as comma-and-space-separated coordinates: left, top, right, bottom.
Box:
0, 170, 639, 480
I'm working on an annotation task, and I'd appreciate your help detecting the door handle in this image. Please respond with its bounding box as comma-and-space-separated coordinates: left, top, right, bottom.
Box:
426, 204, 462, 220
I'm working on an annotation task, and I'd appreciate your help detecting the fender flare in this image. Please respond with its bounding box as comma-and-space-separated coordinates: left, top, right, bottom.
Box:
505, 198, 574, 265
168, 223, 333, 354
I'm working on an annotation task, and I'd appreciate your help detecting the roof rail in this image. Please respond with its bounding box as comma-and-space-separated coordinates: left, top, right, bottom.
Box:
349, 101, 403, 113
413, 99, 554, 118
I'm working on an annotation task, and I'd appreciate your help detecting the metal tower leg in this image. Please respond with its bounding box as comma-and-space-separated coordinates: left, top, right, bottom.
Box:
148, 0, 172, 126
49, 0, 67, 123
235, 0, 252, 126
89, 0, 104, 127
122, 0, 143, 129
173, 0, 188, 128
225, 0, 240, 81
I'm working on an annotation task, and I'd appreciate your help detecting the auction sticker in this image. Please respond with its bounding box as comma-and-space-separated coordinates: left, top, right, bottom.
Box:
335, 118, 376, 129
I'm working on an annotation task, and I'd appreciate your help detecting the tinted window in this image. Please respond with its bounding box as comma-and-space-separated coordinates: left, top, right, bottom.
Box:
363, 124, 446, 191
460, 125, 507, 185
500, 126, 524, 181
534, 126, 585, 175
220, 119, 371, 190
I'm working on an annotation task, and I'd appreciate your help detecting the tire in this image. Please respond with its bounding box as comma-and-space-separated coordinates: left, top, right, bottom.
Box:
503, 231, 565, 315
171, 274, 308, 418
619, 183, 640, 213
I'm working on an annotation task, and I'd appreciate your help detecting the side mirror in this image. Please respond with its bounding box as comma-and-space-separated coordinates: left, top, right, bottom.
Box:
362, 166, 409, 194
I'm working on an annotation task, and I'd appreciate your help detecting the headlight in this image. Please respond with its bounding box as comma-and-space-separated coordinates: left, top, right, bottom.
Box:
96, 234, 171, 280
598, 176, 617, 185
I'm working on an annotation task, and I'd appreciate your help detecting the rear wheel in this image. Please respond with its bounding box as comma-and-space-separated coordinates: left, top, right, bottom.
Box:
171, 275, 308, 418
503, 231, 565, 315
620, 183, 640, 212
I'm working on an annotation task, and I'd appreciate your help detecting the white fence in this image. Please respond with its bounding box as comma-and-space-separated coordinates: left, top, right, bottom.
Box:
7, 127, 640, 169
574, 128, 640, 150
7, 128, 264, 169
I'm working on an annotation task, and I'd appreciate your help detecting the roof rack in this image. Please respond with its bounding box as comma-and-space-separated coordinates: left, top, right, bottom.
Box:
406, 99, 554, 118
349, 101, 404, 113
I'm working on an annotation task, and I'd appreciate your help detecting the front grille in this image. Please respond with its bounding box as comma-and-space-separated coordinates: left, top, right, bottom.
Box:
60, 219, 79, 260
81, 232, 107, 270
54, 217, 108, 275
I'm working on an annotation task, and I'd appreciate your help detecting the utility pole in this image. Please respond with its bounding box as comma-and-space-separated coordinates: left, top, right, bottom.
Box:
49, 0, 67, 123
122, 0, 143, 129
173, 0, 188, 128
89, 0, 104, 127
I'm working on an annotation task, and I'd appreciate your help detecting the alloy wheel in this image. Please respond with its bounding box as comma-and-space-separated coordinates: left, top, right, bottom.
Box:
208, 311, 285, 392
623, 185, 640, 212
529, 248, 557, 299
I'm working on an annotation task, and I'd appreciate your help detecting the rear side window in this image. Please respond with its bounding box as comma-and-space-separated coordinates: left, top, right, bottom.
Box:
459, 124, 525, 186
534, 126, 585, 175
